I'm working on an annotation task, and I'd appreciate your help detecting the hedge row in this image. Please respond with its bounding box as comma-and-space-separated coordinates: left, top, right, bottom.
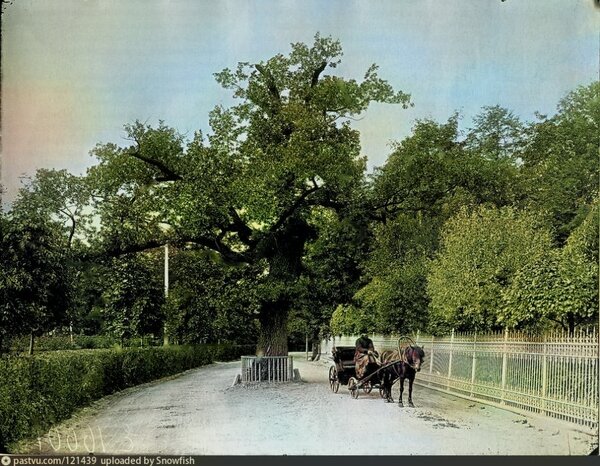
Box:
8, 335, 155, 352
0, 344, 253, 452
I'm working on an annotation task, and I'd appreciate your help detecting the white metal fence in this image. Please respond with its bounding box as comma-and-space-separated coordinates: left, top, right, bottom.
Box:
241, 355, 293, 383
322, 328, 599, 429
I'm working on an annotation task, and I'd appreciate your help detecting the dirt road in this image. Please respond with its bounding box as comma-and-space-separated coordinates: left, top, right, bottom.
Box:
22, 353, 595, 455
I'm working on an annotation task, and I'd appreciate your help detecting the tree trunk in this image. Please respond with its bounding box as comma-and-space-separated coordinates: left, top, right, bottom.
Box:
310, 336, 321, 361
254, 215, 314, 357
567, 314, 575, 336
310, 329, 321, 361
28, 331, 34, 356
257, 305, 289, 356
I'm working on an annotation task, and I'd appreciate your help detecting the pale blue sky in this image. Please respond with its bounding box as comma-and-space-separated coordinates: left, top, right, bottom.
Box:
2, 0, 598, 206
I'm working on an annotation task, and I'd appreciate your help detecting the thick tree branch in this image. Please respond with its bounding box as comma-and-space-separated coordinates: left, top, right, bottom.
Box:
266, 185, 321, 236
311, 61, 328, 88
178, 234, 251, 264
127, 148, 183, 182
83, 232, 251, 265
58, 208, 77, 248
305, 195, 344, 211
370, 183, 457, 218
227, 207, 256, 246
305, 61, 328, 106
255, 64, 281, 103
81, 239, 167, 261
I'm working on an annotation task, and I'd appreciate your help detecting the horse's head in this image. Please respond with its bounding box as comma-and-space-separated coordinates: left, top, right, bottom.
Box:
405, 345, 425, 372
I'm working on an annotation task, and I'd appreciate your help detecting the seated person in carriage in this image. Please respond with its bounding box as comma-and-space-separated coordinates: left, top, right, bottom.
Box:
354, 335, 379, 379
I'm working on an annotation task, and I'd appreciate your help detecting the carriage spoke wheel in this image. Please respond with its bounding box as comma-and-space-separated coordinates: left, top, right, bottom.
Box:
348, 377, 360, 399
362, 381, 373, 394
328, 366, 340, 393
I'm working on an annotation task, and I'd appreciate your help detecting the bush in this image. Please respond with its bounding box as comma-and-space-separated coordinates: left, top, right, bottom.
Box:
7, 335, 169, 353
8, 335, 118, 353
0, 344, 252, 452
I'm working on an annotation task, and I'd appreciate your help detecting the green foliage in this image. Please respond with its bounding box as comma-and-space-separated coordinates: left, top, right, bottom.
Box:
0, 215, 73, 348
101, 253, 165, 341
519, 81, 599, 244
330, 303, 376, 336
0, 344, 252, 451
371, 115, 521, 220
349, 214, 437, 335
164, 249, 259, 345
2, 42, 596, 346
357, 257, 429, 334
502, 202, 599, 332
362, 111, 522, 335
465, 105, 524, 161
82, 35, 411, 354
11, 169, 92, 248
428, 206, 553, 330
366, 82, 598, 334
290, 203, 371, 344
7, 335, 160, 353
70, 262, 108, 335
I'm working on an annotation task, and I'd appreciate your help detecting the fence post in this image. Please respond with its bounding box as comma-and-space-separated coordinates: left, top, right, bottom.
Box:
541, 334, 548, 415
447, 329, 455, 389
429, 335, 434, 374
501, 328, 508, 404
471, 331, 477, 397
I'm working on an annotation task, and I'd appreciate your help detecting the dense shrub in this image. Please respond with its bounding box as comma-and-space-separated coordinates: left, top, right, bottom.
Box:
9, 335, 171, 353
8, 335, 115, 352
0, 344, 252, 452
7, 335, 167, 353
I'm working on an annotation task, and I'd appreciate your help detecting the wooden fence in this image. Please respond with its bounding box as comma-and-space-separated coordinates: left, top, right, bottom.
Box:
322, 328, 599, 430
240, 355, 294, 383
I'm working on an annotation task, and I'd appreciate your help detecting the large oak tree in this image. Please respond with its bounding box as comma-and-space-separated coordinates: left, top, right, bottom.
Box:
87, 35, 410, 355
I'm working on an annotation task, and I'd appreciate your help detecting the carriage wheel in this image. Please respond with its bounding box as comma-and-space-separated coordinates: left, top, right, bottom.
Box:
362, 381, 373, 394
348, 377, 360, 399
328, 366, 340, 393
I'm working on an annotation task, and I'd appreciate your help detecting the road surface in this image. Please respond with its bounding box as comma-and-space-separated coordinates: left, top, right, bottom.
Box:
20, 353, 596, 455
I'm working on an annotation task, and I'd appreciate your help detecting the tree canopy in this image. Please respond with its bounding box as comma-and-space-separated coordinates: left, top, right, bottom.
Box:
82, 34, 411, 354
1, 37, 597, 351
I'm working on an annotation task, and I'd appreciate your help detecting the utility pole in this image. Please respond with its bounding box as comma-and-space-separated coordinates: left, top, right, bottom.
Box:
163, 243, 169, 346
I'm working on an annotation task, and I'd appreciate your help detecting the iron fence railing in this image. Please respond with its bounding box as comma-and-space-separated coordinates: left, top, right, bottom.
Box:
322, 328, 598, 430
240, 355, 294, 383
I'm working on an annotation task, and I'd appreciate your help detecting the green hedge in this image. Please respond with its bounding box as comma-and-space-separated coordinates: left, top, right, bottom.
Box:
0, 344, 252, 452
8, 335, 159, 352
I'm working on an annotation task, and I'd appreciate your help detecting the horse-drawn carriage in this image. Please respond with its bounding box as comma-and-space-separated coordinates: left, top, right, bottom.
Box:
328, 338, 426, 406
328, 345, 387, 399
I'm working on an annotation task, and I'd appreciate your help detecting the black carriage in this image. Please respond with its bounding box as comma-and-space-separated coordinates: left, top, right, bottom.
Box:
328, 346, 387, 399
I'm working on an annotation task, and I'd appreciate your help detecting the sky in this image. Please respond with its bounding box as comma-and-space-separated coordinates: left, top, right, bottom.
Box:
1, 0, 598, 208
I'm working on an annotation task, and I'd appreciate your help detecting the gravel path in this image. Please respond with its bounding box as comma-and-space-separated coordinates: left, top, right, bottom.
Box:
22, 353, 596, 455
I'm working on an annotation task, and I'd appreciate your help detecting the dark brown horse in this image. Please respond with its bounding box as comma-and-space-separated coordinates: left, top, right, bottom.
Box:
379, 345, 425, 407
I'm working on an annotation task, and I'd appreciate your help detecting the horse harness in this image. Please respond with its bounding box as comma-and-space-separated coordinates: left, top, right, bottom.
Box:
400, 345, 419, 371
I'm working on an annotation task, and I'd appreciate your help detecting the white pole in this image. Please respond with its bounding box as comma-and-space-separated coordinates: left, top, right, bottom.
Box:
163, 243, 169, 346
305, 333, 309, 360
164, 243, 169, 298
